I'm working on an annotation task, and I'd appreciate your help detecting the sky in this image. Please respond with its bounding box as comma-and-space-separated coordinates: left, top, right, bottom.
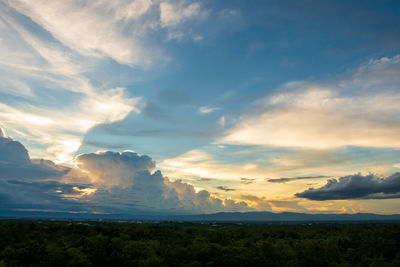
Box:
1, 0, 400, 216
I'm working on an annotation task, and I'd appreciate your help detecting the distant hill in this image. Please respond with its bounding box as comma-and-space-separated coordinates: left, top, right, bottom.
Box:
172, 211, 400, 222
1, 210, 400, 222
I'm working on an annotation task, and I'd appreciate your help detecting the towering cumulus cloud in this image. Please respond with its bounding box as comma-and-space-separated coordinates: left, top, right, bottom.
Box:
0, 129, 248, 215
77, 151, 248, 214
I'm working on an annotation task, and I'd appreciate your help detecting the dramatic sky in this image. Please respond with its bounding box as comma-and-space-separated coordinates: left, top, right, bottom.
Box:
1, 0, 400, 216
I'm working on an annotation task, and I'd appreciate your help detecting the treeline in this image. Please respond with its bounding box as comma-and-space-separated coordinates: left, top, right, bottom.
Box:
0, 221, 399, 266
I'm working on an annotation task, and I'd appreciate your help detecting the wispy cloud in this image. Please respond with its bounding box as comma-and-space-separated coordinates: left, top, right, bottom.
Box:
0, 0, 211, 163
267, 175, 330, 183
240, 178, 255, 184
160, 1, 207, 27
198, 106, 220, 114
216, 186, 235, 192
160, 0, 208, 41
8, 0, 155, 66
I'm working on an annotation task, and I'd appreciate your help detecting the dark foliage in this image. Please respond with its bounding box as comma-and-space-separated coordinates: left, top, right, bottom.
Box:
0, 221, 399, 266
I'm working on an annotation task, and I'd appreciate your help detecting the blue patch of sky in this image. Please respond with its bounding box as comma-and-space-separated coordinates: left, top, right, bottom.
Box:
79, 0, 400, 161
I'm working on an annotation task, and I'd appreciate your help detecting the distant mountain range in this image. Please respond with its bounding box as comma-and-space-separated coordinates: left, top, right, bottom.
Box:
172, 211, 400, 222
1, 210, 400, 222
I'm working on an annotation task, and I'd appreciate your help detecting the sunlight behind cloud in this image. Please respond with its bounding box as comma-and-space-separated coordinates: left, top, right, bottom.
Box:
0, 0, 209, 163
223, 56, 400, 150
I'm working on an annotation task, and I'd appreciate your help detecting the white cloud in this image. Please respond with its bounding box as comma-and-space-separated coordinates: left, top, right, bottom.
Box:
7, 0, 154, 66
0, 2, 146, 162
223, 55, 400, 149
159, 0, 208, 41
198, 106, 220, 114
160, 1, 207, 28
0, 87, 139, 163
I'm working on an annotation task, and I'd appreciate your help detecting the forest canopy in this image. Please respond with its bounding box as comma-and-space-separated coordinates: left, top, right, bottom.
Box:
0, 221, 399, 267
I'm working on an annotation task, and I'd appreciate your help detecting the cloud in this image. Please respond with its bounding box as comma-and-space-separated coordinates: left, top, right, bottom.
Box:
77, 150, 249, 213
0, 131, 96, 213
0, 2, 141, 161
223, 55, 400, 149
216, 186, 235, 192
0, 87, 139, 162
0, 180, 93, 211
239, 194, 306, 213
76, 151, 156, 188
240, 177, 255, 184
198, 106, 220, 114
197, 177, 218, 182
159, 149, 266, 181
267, 175, 330, 183
0, 0, 211, 163
295, 173, 400, 200
0, 131, 30, 165
0, 130, 250, 214
160, 0, 207, 28
7, 0, 155, 66
238, 195, 272, 212
9, 128, 397, 214
159, 0, 208, 41
0, 132, 69, 179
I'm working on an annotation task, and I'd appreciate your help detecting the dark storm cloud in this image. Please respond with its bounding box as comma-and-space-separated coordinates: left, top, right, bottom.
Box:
267, 176, 329, 183
295, 173, 400, 200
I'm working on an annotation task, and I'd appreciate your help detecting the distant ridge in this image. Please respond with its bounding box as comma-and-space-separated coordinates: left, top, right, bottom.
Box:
172, 211, 400, 222
1, 210, 400, 222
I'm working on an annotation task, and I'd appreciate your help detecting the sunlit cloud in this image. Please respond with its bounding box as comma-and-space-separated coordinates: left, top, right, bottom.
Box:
7, 0, 155, 66
0, 0, 209, 163
223, 55, 400, 149
0, 133, 250, 214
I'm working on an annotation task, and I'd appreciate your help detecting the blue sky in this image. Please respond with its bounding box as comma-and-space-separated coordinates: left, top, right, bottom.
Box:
1, 0, 400, 215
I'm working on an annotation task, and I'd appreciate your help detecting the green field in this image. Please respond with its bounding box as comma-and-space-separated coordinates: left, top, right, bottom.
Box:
0, 221, 399, 266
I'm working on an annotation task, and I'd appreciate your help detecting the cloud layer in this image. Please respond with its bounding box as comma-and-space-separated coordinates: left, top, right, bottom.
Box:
0, 130, 249, 214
